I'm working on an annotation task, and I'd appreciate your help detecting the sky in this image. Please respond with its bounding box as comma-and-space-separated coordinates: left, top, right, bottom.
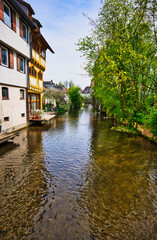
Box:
27, 0, 101, 89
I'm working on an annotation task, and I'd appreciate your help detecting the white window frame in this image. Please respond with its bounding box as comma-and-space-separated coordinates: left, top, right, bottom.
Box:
20, 56, 25, 73
3, 2, 11, 27
1, 46, 9, 67
23, 22, 27, 41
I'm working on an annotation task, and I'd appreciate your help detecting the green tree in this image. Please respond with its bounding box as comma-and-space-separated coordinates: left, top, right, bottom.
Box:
64, 81, 69, 89
68, 86, 82, 109
58, 81, 64, 86
69, 80, 74, 88
43, 88, 66, 109
77, 0, 157, 132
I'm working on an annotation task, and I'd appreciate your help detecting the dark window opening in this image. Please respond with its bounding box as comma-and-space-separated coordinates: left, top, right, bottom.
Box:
20, 56, 24, 73
4, 117, 9, 121
1, 46, 8, 67
2, 87, 9, 100
20, 89, 24, 99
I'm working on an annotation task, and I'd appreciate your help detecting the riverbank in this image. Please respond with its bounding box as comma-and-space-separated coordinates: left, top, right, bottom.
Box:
111, 125, 157, 144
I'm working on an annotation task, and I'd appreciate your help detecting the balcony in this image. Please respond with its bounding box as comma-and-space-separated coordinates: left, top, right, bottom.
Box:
29, 75, 43, 92
32, 49, 46, 70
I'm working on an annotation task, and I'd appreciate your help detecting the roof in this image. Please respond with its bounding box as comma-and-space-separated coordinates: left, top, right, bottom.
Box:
43, 85, 47, 91
43, 81, 54, 89
8, 0, 36, 29
16, 0, 35, 14
43, 81, 64, 91
32, 32, 54, 54
83, 86, 91, 94
32, 17, 42, 28
54, 85, 64, 90
40, 33, 54, 54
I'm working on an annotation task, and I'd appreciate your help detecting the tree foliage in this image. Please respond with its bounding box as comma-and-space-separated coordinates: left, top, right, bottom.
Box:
77, 0, 157, 134
43, 88, 66, 107
68, 86, 82, 109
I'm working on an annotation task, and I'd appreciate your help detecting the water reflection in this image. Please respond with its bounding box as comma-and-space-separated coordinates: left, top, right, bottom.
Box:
78, 117, 157, 239
0, 109, 157, 239
0, 128, 55, 240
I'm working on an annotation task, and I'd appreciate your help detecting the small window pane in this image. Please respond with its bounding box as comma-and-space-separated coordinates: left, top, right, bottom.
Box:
20, 90, 24, 99
2, 87, 9, 100
4, 3, 11, 27
23, 24, 27, 41
20, 57, 24, 72
31, 102, 33, 111
1, 47, 8, 66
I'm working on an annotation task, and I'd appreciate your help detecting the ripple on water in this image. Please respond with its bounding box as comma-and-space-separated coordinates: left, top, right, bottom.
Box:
0, 109, 157, 239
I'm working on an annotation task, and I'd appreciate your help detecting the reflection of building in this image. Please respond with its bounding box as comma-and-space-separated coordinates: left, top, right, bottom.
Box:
0, 0, 35, 133
0, 126, 52, 239
28, 20, 54, 117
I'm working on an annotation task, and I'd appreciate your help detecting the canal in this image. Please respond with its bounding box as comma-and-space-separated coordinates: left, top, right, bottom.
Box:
0, 108, 157, 240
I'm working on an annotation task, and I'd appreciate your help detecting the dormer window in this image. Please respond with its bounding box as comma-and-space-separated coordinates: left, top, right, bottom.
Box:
3, 2, 11, 27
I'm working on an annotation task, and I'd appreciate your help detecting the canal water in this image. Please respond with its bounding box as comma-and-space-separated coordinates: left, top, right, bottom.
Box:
0, 108, 157, 240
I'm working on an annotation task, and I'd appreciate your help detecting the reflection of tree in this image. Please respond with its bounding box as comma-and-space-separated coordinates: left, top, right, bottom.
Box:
0, 128, 55, 240
78, 118, 157, 239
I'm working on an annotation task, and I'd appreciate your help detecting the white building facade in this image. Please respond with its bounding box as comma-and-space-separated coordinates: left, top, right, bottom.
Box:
0, 0, 35, 133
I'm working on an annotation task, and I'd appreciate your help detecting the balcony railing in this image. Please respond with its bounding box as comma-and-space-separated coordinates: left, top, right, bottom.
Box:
32, 49, 46, 69
29, 76, 43, 91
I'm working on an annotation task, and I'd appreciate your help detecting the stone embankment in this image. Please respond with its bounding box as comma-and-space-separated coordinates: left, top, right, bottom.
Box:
111, 125, 157, 143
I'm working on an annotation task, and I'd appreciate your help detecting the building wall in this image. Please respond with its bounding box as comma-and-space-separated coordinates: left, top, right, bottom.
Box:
0, 15, 31, 58
0, 52, 28, 88
0, 85, 27, 133
0, 1, 33, 132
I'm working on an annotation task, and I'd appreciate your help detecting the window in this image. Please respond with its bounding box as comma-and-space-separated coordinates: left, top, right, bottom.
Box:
20, 56, 24, 73
23, 23, 27, 41
20, 89, 24, 100
4, 117, 9, 122
2, 87, 9, 100
20, 20, 28, 41
3, 2, 11, 27
29, 66, 37, 77
21, 113, 25, 117
41, 49, 46, 59
38, 71, 43, 80
1, 46, 8, 67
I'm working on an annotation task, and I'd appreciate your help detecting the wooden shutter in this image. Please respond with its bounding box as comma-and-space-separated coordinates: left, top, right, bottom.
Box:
0, 46, 1, 65
0, 0, 4, 21
12, 10, 16, 32
17, 54, 20, 71
10, 50, 14, 69
20, 19, 23, 38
